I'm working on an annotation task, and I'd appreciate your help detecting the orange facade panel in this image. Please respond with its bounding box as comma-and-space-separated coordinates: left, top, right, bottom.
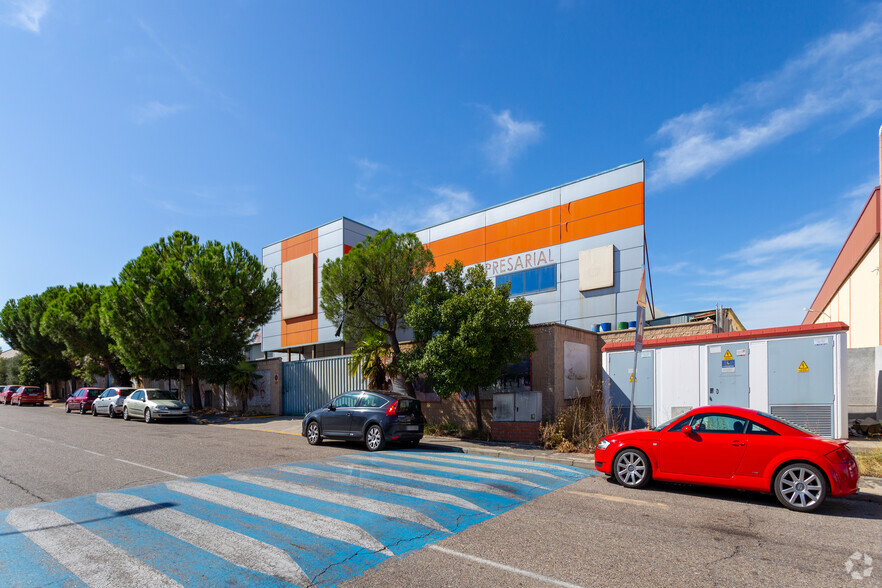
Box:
484, 208, 560, 243
281, 228, 319, 263
560, 183, 643, 224
433, 246, 486, 270
485, 227, 561, 261
560, 204, 643, 243
427, 227, 486, 258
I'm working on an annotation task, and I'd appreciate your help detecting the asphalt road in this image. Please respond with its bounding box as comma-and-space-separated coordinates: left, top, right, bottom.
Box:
0, 402, 351, 509
1, 402, 880, 587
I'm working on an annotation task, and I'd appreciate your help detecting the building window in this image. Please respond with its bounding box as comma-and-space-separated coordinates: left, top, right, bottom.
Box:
496, 264, 557, 296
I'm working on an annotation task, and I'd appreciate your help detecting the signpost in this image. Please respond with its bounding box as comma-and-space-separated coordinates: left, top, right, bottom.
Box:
628, 269, 647, 430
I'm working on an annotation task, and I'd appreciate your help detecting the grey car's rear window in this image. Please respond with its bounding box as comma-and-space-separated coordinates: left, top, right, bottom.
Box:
358, 394, 388, 408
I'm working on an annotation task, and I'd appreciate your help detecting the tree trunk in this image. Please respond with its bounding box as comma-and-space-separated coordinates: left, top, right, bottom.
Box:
190, 373, 203, 410
473, 385, 484, 431
388, 333, 416, 397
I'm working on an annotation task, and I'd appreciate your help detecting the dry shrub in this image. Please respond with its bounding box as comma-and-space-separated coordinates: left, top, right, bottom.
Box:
541, 391, 620, 453
854, 449, 882, 478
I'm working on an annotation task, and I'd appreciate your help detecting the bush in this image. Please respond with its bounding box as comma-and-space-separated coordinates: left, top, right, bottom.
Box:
540, 392, 620, 453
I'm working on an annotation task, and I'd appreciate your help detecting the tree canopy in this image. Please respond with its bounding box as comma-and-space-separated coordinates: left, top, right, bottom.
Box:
100, 231, 280, 409
0, 288, 72, 386
41, 283, 132, 385
404, 262, 535, 430
320, 229, 433, 394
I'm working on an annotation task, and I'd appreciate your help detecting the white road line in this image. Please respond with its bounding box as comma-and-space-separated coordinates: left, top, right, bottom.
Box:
228, 472, 448, 533
114, 458, 186, 479
83, 450, 104, 457
427, 452, 582, 474
351, 455, 550, 489
276, 465, 490, 514
399, 454, 568, 480
6, 507, 181, 588
339, 462, 522, 500
96, 493, 310, 587
428, 545, 586, 588
166, 480, 393, 556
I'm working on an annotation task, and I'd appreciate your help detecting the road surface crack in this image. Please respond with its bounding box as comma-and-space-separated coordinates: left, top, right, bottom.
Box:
0, 473, 46, 502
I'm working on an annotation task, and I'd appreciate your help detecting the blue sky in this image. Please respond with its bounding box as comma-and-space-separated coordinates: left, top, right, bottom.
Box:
2, 0, 881, 350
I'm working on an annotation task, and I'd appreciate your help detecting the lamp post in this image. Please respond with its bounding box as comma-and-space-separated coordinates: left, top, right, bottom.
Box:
803, 307, 831, 321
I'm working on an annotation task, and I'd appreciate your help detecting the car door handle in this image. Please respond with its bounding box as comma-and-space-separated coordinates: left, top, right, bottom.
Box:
732, 440, 745, 447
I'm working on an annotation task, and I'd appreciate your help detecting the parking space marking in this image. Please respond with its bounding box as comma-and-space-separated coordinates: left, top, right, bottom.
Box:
0, 451, 591, 587
428, 545, 586, 588
381, 452, 572, 480
567, 490, 670, 509
348, 454, 550, 489
114, 458, 185, 478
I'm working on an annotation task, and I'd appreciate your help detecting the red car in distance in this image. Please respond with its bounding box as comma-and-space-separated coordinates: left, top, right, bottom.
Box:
1, 385, 21, 404
11, 386, 44, 406
594, 405, 859, 512
65, 387, 104, 414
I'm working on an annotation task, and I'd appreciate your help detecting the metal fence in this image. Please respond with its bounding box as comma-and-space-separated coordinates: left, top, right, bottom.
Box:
282, 355, 364, 416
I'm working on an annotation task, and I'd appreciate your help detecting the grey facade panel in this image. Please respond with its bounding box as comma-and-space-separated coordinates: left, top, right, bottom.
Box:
558, 226, 644, 260
263, 249, 282, 269
262, 334, 282, 352
263, 319, 282, 338
484, 188, 560, 225
262, 242, 281, 256
318, 228, 343, 251
530, 301, 561, 324
317, 219, 344, 237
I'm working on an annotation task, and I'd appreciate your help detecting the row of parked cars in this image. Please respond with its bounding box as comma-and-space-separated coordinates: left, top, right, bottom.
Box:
1, 385, 191, 423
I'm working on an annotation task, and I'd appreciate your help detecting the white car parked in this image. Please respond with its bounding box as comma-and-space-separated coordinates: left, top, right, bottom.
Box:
91, 387, 136, 418
123, 389, 191, 423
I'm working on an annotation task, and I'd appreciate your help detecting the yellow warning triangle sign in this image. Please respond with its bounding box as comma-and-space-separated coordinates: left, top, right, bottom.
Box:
629, 374, 636, 383
723, 350, 733, 361
798, 361, 809, 373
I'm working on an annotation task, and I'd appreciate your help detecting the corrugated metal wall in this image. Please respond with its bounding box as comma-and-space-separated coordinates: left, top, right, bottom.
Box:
282, 355, 364, 416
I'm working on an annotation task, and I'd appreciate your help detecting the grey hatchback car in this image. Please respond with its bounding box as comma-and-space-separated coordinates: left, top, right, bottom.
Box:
302, 390, 425, 451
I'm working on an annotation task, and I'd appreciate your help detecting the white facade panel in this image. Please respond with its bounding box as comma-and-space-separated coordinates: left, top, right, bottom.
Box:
318, 228, 343, 251
281, 254, 315, 319
413, 229, 430, 242
263, 250, 281, 272
578, 245, 614, 291
263, 242, 281, 256
262, 319, 281, 338
262, 334, 282, 352
748, 340, 768, 411
484, 189, 561, 225
656, 346, 701, 426
530, 302, 560, 325
317, 219, 344, 237
558, 226, 644, 260
425, 213, 487, 242
560, 162, 643, 205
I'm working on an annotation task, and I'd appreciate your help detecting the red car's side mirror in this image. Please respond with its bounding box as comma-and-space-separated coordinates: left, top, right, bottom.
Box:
682, 425, 692, 434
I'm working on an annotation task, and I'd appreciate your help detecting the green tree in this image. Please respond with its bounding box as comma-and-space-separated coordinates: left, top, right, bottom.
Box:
41, 283, 132, 385
0, 289, 72, 390
320, 229, 433, 395
229, 360, 261, 415
100, 231, 281, 410
0, 353, 21, 384
404, 263, 535, 431
17, 354, 41, 386
348, 330, 392, 390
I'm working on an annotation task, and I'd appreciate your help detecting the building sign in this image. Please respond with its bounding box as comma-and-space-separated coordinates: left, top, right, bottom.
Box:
483, 247, 556, 277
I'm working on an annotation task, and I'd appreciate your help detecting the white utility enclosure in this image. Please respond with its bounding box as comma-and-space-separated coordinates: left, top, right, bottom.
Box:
602, 323, 849, 438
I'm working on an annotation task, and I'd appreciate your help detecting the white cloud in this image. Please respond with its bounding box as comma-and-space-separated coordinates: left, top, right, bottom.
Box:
366, 185, 477, 232
727, 219, 850, 265
484, 109, 543, 171
134, 101, 187, 125
137, 177, 259, 217
3, 0, 48, 33
650, 6, 882, 187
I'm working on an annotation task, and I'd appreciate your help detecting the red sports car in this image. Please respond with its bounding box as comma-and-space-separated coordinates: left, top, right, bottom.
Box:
11, 386, 44, 406
594, 405, 859, 512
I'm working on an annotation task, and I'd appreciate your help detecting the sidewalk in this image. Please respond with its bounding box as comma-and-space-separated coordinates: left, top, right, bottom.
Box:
192, 413, 882, 504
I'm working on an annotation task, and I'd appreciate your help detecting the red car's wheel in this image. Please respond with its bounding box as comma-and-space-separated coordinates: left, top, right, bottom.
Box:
613, 448, 651, 488
774, 463, 827, 512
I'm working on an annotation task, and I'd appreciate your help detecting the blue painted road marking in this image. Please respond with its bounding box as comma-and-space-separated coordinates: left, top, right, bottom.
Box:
0, 450, 593, 587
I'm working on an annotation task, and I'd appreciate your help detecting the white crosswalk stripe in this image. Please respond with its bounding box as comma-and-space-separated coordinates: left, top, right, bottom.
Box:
6, 507, 181, 588
398, 453, 570, 480
96, 492, 311, 587
166, 480, 394, 556
226, 472, 449, 533
351, 455, 551, 489
275, 465, 490, 514
338, 461, 523, 499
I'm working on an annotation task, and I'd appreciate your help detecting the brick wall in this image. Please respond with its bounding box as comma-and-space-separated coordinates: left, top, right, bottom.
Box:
490, 421, 541, 444
598, 322, 716, 345
422, 398, 493, 430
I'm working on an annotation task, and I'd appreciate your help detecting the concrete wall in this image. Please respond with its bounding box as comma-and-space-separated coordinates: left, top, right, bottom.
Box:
848, 346, 882, 419
598, 321, 716, 345
530, 323, 603, 420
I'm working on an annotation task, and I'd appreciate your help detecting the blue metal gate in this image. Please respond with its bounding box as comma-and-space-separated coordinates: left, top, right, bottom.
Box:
282, 356, 364, 416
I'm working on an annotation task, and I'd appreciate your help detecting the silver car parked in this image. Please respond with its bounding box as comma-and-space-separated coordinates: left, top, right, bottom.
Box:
123, 389, 191, 423
91, 387, 136, 418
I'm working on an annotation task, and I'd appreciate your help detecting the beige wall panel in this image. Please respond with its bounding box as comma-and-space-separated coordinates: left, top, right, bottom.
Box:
578, 244, 614, 291
848, 242, 880, 348
281, 254, 315, 319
